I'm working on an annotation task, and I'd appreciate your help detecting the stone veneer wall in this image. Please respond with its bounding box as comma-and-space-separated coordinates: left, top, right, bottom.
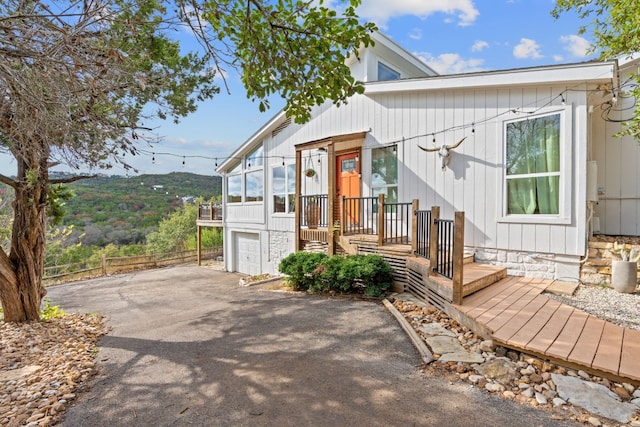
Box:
269, 231, 291, 267
581, 241, 640, 286
470, 248, 556, 280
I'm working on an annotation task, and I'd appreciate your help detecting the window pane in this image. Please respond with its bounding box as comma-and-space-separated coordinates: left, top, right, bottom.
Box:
507, 114, 560, 176
372, 146, 398, 186
227, 175, 242, 203
378, 62, 400, 81
341, 158, 356, 172
288, 194, 296, 213
245, 170, 263, 202
273, 195, 285, 213
273, 166, 285, 193
229, 161, 242, 174
287, 164, 296, 193
507, 176, 559, 215
247, 144, 264, 168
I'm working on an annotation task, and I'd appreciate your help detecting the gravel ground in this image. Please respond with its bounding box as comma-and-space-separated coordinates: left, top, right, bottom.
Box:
546, 285, 640, 330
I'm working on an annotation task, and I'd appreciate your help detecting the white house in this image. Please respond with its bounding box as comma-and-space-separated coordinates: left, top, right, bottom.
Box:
211, 31, 640, 287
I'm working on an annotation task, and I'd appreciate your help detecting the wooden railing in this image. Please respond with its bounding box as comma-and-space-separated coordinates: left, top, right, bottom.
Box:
300, 194, 329, 229
428, 210, 465, 304
198, 203, 223, 221
43, 247, 223, 285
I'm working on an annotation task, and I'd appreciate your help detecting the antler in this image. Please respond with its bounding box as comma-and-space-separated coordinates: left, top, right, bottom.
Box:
418, 136, 467, 152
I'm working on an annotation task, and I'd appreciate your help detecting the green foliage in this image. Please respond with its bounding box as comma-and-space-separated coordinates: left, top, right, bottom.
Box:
278, 251, 328, 291
206, 0, 376, 123
279, 252, 393, 296
47, 185, 74, 226
553, 0, 640, 138
40, 300, 66, 322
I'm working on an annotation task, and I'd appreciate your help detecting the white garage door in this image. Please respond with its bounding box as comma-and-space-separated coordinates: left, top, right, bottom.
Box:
234, 232, 261, 276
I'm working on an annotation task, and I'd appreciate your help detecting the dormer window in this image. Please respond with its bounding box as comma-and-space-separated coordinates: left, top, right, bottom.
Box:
378, 62, 400, 81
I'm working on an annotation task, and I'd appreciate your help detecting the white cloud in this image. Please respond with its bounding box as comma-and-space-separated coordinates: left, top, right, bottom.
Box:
560, 34, 591, 58
553, 54, 564, 62
414, 51, 486, 75
357, 0, 479, 28
513, 38, 542, 60
409, 28, 422, 40
471, 40, 489, 52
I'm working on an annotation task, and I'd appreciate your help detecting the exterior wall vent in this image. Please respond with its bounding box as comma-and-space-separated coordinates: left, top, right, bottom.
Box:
272, 117, 292, 137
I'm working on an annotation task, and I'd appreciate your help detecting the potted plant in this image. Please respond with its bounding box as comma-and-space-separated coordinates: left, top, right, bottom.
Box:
304, 168, 316, 178
610, 242, 640, 293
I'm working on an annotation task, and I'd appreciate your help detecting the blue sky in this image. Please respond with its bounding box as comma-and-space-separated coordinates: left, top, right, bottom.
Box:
0, 0, 595, 177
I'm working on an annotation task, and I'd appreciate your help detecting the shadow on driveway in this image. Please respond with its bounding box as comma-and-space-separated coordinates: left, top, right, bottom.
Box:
47, 265, 576, 426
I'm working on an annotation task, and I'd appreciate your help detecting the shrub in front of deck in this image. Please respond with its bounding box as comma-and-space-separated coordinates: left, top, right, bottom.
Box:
358, 255, 394, 296
314, 255, 353, 293
278, 251, 327, 291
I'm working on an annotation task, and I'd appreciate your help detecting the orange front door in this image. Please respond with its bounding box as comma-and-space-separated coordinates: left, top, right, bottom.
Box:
336, 152, 360, 224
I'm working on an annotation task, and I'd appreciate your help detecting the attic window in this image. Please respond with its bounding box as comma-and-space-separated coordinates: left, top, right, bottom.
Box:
378, 62, 400, 81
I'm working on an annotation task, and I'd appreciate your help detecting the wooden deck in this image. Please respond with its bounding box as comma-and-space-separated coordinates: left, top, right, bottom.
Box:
454, 276, 640, 384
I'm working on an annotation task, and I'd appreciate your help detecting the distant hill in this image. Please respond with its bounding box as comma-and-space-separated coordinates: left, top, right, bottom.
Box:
58, 172, 222, 247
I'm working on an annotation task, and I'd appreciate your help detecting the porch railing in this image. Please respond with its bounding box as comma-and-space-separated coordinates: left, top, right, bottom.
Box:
413, 209, 432, 258
381, 201, 412, 244
341, 196, 377, 235
300, 194, 329, 228
433, 218, 454, 279
198, 203, 223, 221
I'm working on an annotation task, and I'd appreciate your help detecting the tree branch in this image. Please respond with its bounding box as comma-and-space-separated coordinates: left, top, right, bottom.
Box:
49, 174, 97, 185
0, 174, 17, 189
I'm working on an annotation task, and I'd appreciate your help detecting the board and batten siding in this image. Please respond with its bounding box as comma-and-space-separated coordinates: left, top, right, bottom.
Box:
273, 84, 590, 258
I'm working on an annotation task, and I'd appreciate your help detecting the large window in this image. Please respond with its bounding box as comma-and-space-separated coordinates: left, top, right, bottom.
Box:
272, 163, 296, 213
505, 113, 561, 215
227, 144, 264, 203
378, 62, 400, 81
372, 145, 398, 203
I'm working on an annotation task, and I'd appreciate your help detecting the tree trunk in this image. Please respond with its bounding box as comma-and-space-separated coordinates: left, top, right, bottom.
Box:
0, 158, 48, 322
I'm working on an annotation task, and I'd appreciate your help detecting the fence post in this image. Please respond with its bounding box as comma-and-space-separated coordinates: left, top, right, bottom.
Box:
429, 206, 440, 274
377, 194, 385, 247
452, 211, 465, 305
209, 201, 214, 220
101, 254, 107, 276
411, 199, 419, 254
197, 226, 202, 266
340, 196, 345, 236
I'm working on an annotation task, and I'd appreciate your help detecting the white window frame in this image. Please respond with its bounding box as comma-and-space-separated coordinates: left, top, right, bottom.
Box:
227, 143, 265, 204
272, 163, 296, 214
498, 106, 572, 225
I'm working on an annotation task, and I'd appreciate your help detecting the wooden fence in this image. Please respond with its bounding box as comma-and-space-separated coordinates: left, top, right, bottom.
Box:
43, 246, 223, 285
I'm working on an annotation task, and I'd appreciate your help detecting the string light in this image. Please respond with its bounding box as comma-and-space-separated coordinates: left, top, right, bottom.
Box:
152, 153, 155, 163
182, 156, 185, 167
282, 157, 285, 166
560, 94, 566, 105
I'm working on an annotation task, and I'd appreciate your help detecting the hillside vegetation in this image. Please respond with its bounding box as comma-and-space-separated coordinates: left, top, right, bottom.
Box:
57, 172, 222, 246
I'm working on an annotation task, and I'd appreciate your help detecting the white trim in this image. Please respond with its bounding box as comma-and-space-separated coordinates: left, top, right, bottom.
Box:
497, 106, 573, 225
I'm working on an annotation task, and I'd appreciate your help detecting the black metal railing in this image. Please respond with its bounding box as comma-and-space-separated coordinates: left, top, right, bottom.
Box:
382, 202, 412, 244
342, 196, 377, 235
433, 218, 454, 279
300, 194, 328, 228
198, 203, 223, 221
414, 209, 431, 258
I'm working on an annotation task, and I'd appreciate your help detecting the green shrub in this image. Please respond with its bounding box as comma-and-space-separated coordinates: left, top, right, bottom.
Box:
40, 300, 66, 322
355, 254, 394, 297
278, 251, 328, 291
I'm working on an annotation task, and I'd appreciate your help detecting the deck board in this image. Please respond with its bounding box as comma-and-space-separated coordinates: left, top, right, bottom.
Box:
620, 328, 640, 379
526, 304, 574, 354
568, 316, 606, 366
492, 294, 548, 343
459, 276, 522, 310
592, 322, 624, 374
507, 298, 562, 348
483, 280, 548, 333
545, 310, 589, 360
462, 277, 532, 320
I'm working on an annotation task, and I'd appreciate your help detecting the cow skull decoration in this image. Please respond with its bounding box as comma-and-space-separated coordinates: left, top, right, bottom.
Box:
418, 137, 466, 170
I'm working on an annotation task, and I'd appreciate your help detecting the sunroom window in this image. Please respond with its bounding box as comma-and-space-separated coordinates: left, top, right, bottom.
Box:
272, 163, 296, 213
227, 144, 264, 203
378, 62, 400, 81
505, 113, 561, 215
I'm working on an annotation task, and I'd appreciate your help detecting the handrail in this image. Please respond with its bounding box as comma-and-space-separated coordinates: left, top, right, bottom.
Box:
341, 196, 378, 235
433, 218, 455, 279
429, 209, 465, 305
382, 201, 412, 244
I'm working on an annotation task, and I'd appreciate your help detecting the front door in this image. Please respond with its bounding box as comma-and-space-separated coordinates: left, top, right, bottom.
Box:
336, 152, 360, 224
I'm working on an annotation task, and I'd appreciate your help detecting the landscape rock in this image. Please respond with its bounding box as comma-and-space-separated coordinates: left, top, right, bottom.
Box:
552, 374, 638, 423
418, 323, 456, 337
474, 358, 517, 384
437, 351, 484, 364
425, 336, 465, 355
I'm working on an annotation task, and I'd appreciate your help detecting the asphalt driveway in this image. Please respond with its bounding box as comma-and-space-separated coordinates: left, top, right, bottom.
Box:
46, 265, 576, 426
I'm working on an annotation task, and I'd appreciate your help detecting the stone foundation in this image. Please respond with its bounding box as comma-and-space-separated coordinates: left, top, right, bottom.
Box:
581, 240, 640, 286
469, 248, 556, 280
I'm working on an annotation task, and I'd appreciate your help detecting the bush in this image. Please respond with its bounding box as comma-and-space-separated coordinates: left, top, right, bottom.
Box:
278, 251, 328, 291
280, 251, 393, 297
